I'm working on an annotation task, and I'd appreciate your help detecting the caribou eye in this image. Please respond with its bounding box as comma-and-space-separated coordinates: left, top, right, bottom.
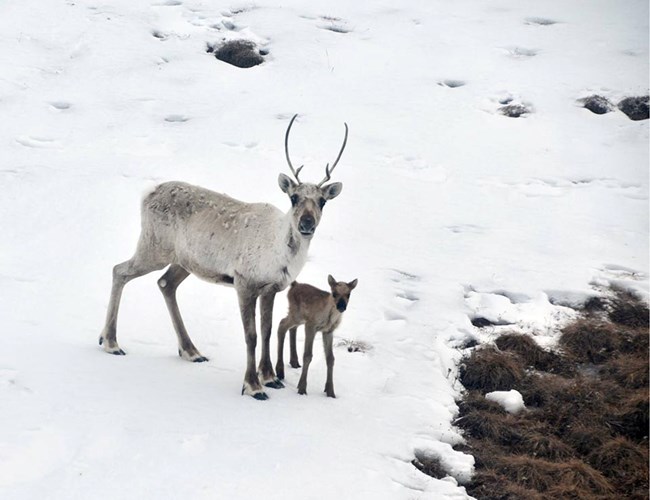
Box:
318, 197, 326, 209
290, 194, 299, 206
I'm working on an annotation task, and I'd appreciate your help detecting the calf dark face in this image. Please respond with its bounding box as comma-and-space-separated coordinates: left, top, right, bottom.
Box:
327, 274, 358, 313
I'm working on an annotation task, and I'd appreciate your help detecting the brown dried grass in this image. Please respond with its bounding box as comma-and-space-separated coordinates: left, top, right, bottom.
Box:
495, 332, 573, 375
601, 353, 649, 389
559, 319, 622, 363
422, 290, 649, 499
459, 347, 525, 393
587, 437, 649, 493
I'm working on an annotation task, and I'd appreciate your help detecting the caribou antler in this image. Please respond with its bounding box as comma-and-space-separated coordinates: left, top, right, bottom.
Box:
317, 122, 348, 187
285, 114, 304, 184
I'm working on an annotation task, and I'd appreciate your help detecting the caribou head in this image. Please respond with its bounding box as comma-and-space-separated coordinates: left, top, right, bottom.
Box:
278, 114, 348, 238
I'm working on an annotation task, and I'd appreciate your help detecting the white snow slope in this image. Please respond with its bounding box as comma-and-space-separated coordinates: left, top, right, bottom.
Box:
0, 0, 647, 498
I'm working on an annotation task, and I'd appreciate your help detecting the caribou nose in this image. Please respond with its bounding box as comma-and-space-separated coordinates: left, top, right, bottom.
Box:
298, 214, 315, 234
336, 299, 347, 312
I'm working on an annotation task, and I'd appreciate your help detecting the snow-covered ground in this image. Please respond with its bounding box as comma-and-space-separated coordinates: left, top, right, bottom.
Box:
0, 0, 647, 498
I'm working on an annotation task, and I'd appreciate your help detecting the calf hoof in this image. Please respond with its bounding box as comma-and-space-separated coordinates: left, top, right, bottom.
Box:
290, 361, 301, 369
264, 379, 285, 389
326, 391, 336, 398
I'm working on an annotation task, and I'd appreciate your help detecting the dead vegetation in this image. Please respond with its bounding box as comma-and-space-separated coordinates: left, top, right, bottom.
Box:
420, 288, 649, 499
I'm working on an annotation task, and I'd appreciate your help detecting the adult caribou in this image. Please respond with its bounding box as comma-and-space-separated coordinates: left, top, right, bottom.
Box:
99, 115, 348, 400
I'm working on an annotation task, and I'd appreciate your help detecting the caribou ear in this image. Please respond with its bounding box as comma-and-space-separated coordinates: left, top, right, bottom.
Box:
327, 274, 337, 288
321, 182, 342, 200
348, 279, 358, 290
278, 173, 297, 194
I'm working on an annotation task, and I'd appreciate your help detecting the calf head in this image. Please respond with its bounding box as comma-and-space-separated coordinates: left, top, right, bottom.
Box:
327, 275, 358, 313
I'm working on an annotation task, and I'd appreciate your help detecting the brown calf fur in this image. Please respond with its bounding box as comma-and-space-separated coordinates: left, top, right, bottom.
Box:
276, 275, 358, 397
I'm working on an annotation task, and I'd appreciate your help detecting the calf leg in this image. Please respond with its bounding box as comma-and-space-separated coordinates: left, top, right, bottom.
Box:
100, 255, 165, 355
289, 327, 301, 368
323, 331, 335, 398
275, 317, 292, 380
157, 264, 207, 362
236, 284, 267, 400
297, 325, 317, 395
258, 290, 283, 388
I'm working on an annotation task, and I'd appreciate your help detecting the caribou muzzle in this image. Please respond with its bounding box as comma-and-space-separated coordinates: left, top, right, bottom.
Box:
298, 214, 316, 236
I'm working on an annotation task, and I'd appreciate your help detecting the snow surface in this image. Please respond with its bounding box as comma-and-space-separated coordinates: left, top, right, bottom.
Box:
0, 0, 647, 499
485, 390, 526, 415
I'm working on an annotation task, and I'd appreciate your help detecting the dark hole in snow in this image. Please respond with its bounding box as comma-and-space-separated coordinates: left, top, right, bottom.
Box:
213, 40, 265, 68
499, 104, 530, 118
471, 317, 515, 328
618, 96, 649, 121
581, 95, 613, 115
471, 317, 494, 328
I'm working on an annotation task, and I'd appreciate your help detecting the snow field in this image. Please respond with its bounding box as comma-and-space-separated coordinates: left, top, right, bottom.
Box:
0, 0, 647, 498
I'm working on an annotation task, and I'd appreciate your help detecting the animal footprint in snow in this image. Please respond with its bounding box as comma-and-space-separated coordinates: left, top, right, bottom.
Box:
164, 114, 190, 123
16, 136, 60, 149
502, 47, 538, 58
438, 79, 466, 88
49, 101, 71, 110
317, 15, 351, 34
524, 17, 558, 26
152, 0, 182, 6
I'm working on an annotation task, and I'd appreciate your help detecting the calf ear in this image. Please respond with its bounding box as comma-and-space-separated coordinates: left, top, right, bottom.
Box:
348, 279, 358, 290
328, 275, 337, 288
278, 173, 297, 193
321, 182, 342, 200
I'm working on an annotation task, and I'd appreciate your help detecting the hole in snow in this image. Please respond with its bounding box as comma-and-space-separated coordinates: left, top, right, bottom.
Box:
211, 40, 266, 68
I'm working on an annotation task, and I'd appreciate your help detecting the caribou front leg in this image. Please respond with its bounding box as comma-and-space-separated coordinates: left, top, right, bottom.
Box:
259, 290, 284, 389
236, 284, 267, 400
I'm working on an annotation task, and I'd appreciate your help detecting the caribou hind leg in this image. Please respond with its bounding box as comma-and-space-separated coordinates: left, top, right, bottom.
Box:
157, 264, 208, 362
100, 254, 166, 355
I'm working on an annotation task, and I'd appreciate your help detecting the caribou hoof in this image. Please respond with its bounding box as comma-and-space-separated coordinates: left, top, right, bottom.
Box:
264, 379, 285, 389
242, 384, 269, 401
110, 348, 126, 356
290, 361, 301, 369
192, 356, 209, 363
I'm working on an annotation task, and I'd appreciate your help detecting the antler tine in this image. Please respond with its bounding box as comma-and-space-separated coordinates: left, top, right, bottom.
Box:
285, 114, 303, 184
318, 122, 348, 187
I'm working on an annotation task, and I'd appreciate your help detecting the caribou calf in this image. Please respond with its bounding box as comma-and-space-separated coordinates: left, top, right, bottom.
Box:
276, 275, 358, 398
